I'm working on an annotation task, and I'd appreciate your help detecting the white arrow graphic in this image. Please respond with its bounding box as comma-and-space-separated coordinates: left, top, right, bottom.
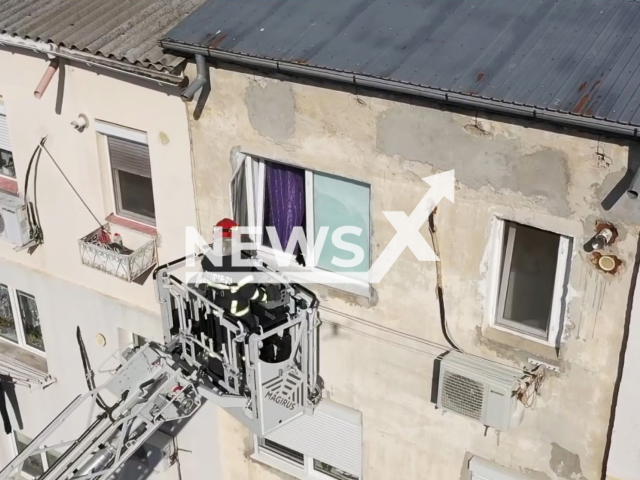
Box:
369, 170, 455, 283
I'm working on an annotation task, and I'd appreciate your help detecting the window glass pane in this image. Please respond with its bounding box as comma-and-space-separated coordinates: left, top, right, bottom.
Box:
314, 173, 370, 273
262, 161, 306, 252
15, 432, 44, 478
0, 149, 15, 178
17, 292, 44, 352
260, 438, 304, 466
313, 459, 359, 480
115, 170, 156, 221
499, 222, 559, 335
0, 285, 17, 343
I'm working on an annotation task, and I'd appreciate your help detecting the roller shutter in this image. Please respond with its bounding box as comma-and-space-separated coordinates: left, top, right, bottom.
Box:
107, 136, 151, 178
469, 456, 529, 480
0, 114, 11, 152
265, 400, 362, 478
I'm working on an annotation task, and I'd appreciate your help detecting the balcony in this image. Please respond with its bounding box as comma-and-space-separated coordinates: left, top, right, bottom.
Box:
78, 224, 157, 282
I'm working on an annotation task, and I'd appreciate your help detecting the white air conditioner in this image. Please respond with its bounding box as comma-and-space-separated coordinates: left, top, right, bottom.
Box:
437, 352, 524, 431
0, 191, 30, 247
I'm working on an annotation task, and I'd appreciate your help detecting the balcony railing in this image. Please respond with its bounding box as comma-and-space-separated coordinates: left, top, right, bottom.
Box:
78, 225, 157, 282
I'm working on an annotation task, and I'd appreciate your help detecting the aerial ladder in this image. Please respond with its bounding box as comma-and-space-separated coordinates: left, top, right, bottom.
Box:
0, 253, 321, 480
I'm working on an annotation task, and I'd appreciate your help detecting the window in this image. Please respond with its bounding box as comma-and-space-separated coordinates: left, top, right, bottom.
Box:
488, 219, 571, 345
0, 285, 44, 354
12, 431, 60, 479
256, 438, 359, 480
98, 122, 155, 226
232, 154, 371, 294
0, 105, 15, 179
251, 400, 362, 480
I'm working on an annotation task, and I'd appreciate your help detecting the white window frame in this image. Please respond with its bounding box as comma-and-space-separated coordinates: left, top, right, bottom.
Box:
0, 103, 16, 182
0, 285, 45, 357
485, 217, 571, 347
252, 436, 359, 480
10, 431, 59, 480
95, 121, 155, 227
235, 154, 371, 297
468, 456, 528, 480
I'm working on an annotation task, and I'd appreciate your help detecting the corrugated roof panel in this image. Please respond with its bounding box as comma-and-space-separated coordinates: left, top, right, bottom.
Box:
0, 0, 206, 73
164, 0, 640, 130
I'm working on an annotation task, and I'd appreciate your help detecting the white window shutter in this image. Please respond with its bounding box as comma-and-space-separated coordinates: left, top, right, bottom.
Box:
265, 400, 362, 478
0, 114, 12, 152
468, 456, 528, 480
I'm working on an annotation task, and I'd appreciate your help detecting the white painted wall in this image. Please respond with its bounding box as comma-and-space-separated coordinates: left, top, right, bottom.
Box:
0, 48, 221, 479
0, 48, 198, 313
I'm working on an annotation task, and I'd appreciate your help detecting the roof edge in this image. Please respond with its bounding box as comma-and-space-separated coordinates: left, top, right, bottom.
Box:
162, 39, 640, 140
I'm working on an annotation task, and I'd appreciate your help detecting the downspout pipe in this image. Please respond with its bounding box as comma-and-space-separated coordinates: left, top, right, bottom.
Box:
34, 57, 59, 99
181, 54, 209, 102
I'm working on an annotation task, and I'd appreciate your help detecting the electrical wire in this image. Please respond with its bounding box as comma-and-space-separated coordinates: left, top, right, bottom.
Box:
428, 210, 462, 351
76, 327, 111, 412
319, 305, 531, 370
40, 143, 103, 229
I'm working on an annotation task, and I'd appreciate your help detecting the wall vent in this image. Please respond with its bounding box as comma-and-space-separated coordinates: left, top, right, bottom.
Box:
437, 352, 524, 431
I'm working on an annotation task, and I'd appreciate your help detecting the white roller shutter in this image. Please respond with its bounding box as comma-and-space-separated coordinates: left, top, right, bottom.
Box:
265, 400, 362, 478
469, 456, 529, 480
0, 113, 11, 152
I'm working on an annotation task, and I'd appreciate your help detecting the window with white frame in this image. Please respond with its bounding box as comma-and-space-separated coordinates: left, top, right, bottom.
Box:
255, 438, 359, 480
489, 219, 571, 344
0, 284, 45, 354
232, 154, 371, 294
0, 105, 15, 179
251, 400, 362, 480
11, 431, 60, 479
97, 122, 155, 226
467, 456, 528, 480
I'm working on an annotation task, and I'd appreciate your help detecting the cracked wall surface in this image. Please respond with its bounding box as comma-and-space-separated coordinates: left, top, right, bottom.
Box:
185, 62, 638, 480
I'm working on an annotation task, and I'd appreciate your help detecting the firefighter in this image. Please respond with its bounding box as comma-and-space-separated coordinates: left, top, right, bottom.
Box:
200, 218, 276, 328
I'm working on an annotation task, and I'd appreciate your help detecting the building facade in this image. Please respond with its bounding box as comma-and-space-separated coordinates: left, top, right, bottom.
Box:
1, 1, 640, 480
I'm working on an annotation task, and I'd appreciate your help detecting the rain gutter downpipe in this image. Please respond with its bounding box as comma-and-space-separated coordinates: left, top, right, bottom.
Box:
34, 57, 59, 99
181, 54, 209, 102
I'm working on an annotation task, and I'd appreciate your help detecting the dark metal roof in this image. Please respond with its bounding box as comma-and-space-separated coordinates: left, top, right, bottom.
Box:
0, 0, 206, 73
163, 0, 640, 134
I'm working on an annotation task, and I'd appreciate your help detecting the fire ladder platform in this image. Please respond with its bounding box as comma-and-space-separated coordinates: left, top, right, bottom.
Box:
0, 254, 321, 480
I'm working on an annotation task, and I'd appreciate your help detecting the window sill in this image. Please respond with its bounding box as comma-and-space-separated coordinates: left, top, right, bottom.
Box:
0, 177, 18, 195
0, 339, 48, 374
255, 252, 370, 298
106, 214, 157, 237
481, 326, 559, 361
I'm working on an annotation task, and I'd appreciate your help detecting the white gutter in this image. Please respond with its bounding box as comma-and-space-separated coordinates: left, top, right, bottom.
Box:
0, 33, 184, 87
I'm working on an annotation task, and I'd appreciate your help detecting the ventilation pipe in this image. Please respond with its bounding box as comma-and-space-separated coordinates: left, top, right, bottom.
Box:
181, 54, 209, 102
34, 57, 59, 99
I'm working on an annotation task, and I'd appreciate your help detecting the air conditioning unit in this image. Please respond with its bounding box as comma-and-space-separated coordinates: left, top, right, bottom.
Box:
437, 351, 524, 431
0, 191, 30, 247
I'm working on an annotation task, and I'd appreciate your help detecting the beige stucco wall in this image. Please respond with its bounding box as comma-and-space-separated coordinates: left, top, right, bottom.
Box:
186, 64, 639, 480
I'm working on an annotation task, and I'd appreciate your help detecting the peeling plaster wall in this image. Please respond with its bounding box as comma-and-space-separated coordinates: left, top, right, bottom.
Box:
186, 65, 637, 480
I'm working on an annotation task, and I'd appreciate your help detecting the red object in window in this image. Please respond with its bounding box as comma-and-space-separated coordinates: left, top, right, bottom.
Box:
215, 218, 238, 238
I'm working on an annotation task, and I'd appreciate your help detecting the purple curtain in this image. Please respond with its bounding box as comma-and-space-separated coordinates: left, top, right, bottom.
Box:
264, 162, 305, 250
